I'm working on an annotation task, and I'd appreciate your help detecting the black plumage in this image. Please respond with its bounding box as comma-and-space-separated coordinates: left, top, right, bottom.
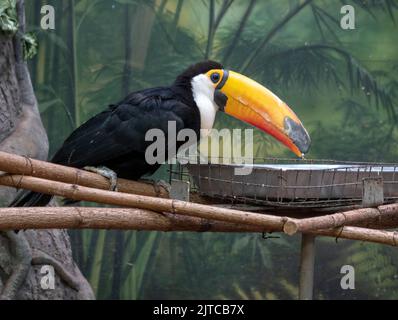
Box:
52, 87, 200, 179
10, 61, 223, 207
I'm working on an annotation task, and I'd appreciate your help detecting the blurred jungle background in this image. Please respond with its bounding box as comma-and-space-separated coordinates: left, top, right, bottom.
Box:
23, 0, 398, 299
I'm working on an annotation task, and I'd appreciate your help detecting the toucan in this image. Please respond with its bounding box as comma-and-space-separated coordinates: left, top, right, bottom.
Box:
10, 61, 310, 207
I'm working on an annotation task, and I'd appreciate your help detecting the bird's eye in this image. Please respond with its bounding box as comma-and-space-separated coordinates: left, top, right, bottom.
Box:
210, 72, 220, 83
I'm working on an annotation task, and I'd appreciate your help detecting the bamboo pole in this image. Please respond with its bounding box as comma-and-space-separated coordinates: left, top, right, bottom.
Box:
1, 152, 397, 246
0, 207, 265, 232
0, 174, 287, 230
0, 151, 168, 198
310, 227, 398, 247
284, 203, 398, 235
299, 234, 315, 300
0, 207, 397, 246
2, 150, 398, 228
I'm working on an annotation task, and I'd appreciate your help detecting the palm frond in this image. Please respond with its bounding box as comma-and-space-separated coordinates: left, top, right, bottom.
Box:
345, 0, 398, 22
249, 44, 396, 120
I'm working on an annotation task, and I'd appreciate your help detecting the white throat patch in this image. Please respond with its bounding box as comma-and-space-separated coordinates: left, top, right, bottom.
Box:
191, 74, 218, 137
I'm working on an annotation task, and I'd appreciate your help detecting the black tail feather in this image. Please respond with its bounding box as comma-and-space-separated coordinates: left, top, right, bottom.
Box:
9, 190, 53, 207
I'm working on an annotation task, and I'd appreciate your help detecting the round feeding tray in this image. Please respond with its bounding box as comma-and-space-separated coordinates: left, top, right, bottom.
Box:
186, 160, 398, 210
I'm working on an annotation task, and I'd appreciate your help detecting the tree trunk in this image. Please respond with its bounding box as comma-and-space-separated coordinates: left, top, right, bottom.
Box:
0, 0, 94, 300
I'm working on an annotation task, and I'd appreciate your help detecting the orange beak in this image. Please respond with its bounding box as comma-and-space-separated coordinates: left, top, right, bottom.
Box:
210, 70, 311, 157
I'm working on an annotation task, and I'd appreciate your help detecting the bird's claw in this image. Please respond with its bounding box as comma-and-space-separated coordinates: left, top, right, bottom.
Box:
139, 178, 171, 196
154, 180, 171, 194
84, 166, 118, 191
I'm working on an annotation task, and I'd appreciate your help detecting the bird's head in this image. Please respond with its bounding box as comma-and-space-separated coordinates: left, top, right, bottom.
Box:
175, 61, 311, 157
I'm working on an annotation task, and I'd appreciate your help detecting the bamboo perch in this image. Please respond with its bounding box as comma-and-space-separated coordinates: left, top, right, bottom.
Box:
284, 203, 398, 235
1, 151, 397, 246
0, 207, 266, 232
0, 151, 169, 198
0, 174, 287, 230
309, 227, 398, 247
0, 207, 396, 246
1, 172, 398, 232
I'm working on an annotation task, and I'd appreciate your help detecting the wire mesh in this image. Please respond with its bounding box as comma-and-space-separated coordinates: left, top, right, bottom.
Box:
168, 156, 398, 210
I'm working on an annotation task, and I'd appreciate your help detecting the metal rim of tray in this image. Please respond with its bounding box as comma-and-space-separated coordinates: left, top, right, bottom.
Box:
176, 157, 398, 210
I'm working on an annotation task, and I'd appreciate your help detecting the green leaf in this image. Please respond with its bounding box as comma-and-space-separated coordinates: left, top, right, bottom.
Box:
231, 235, 250, 255
0, 0, 18, 35
29, 26, 68, 51
132, 232, 159, 298
21, 32, 38, 60
38, 98, 62, 113
114, 0, 140, 4
0, 0, 37, 59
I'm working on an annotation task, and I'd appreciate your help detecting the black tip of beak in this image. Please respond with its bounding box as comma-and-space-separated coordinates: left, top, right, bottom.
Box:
284, 117, 311, 154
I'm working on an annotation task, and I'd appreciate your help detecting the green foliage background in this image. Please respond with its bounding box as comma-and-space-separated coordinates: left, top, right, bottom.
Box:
22, 0, 398, 299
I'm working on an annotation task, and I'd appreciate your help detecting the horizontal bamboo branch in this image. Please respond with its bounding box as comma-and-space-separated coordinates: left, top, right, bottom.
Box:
309, 227, 398, 247
0, 174, 286, 231
0, 207, 266, 232
0, 207, 397, 246
284, 203, 398, 235
0, 151, 168, 198
1, 151, 397, 246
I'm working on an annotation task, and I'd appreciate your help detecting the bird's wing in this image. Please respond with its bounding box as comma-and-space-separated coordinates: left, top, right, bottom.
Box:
51, 88, 198, 168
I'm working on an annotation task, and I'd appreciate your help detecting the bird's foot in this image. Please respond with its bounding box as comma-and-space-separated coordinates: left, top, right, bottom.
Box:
139, 178, 171, 196
84, 166, 118, 191
154, 179, 171, 194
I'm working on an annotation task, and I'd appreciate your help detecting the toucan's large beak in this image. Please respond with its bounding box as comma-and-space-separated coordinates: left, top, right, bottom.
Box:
213, 70, 311, 157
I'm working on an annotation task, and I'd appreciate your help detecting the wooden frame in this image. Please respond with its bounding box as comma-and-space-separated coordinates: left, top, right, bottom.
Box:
1, 151, 397, 299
